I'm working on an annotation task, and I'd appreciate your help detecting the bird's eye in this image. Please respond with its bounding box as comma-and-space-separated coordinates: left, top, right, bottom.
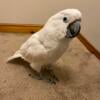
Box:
63, 17, 68, 23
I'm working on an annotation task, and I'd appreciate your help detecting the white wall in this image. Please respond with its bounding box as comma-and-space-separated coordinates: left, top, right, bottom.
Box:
0, 0, 100, 51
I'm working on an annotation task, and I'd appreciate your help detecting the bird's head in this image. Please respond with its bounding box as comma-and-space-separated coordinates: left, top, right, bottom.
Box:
45, 9, 82, 39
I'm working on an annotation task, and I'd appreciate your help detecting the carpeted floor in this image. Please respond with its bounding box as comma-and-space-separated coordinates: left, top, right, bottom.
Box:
0, 33, 100, 100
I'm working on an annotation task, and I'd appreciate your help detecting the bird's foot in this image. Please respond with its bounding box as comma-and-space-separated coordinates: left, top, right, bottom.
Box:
29, 65, 59, 84
40, 66, 59, 84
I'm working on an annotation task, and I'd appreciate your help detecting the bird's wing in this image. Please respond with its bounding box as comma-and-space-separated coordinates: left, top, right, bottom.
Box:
7, 34, 47, 63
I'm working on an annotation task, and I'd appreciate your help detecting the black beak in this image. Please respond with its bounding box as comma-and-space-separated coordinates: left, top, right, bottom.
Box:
67, 20, 81, 38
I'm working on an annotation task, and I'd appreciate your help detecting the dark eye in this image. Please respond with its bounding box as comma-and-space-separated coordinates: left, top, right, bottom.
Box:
63, 17, 68, 23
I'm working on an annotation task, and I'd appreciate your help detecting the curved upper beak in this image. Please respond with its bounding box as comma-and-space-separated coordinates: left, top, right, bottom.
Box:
67, 19, 81, 38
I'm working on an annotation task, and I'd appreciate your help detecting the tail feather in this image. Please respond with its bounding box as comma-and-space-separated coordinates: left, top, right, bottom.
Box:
6, 51, 23, 62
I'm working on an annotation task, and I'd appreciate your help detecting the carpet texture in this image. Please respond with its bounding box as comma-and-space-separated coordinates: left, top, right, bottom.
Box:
0, 33, 100, 100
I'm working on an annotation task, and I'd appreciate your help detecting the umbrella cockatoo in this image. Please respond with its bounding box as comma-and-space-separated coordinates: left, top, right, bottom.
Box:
7, 9, 82, 83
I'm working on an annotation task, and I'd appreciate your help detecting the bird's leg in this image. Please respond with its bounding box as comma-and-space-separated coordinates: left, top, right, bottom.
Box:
29, 64, 59, 84
29, 63, 43, 80
40, 64, 59, 84
29, 69, 43, 80
46, 64, 59, 82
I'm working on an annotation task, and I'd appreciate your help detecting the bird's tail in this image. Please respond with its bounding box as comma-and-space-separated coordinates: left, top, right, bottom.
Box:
6, 51, 23, 62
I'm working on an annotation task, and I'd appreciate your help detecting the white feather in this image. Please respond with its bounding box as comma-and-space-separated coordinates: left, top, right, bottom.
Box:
7, 9, 82, 72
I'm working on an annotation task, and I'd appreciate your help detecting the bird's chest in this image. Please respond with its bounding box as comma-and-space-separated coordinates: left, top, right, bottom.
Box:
43, 39, 69, 63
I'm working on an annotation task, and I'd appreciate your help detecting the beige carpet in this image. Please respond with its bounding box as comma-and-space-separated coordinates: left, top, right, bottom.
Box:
0, 33, 100, 100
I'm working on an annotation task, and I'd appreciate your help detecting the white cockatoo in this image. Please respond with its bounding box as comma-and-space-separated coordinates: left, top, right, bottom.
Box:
7, 9, 82, 83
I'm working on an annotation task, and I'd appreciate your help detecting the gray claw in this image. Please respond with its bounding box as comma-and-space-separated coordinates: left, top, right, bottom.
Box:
40, 67, 59, 84
29, 65, 59, 84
